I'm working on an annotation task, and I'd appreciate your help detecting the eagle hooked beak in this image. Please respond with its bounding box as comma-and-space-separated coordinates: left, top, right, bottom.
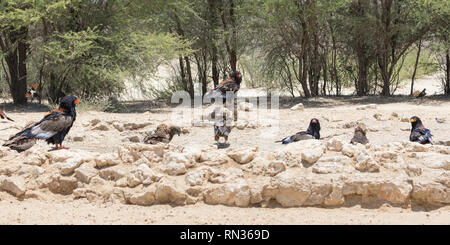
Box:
236, 73, 241, 79
312, 119, 317, 123
410, 118, 417, 123
74, 99, 80, 104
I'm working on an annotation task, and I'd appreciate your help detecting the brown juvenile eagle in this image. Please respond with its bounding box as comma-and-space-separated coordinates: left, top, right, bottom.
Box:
143, 124, 181, 144
350, 123, 369, 145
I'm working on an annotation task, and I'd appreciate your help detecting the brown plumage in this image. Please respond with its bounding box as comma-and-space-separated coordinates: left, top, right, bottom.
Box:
413, 88, 426, 98
350, 123, 369, 145
3, 121, 38, 152
0, 109, 14, 122
143, 124, 181, 144
25, 84, 40, 103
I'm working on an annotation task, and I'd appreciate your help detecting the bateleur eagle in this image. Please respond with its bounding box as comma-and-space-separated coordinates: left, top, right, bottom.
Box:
25, 84, 40, 103
143, 124, 181, 144
277, 118, 321, 144
409, 116, 433, 145
350, 123, 369, 145
3, 96, 79, 152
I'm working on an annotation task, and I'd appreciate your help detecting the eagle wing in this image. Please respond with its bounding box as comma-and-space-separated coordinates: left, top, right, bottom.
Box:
19, 112, 73, 140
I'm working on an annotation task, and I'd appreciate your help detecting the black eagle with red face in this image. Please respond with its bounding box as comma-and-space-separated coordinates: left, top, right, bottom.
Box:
3, 96, 79, 151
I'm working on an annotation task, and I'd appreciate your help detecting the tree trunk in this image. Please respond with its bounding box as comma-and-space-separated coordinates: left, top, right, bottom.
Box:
208, 0, 219, 86
298, 56, 311, 98
410, 39, 422, 95
179, 56, 188, 91
446, 49, 450, 95
4, 28, 29, 104
184, 56, 194, 100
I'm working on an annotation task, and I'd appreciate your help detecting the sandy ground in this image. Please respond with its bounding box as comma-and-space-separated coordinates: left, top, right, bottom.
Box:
1, 199, 449, 225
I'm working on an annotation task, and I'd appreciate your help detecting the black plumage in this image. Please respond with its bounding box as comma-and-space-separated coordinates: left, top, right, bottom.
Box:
416, 88, 426, 98
350, 123, 369, 145
206, 71, 242, 121
409, 116, 433, 145
277, 118, 321, 144
3, 96, 79, 151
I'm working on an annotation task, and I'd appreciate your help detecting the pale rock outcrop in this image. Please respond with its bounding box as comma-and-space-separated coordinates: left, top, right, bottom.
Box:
326, 137, 344, 151
155, 178, 186, 205
290, 103, 304, 111
185, 167, 211, 186
92, 122, 111, 131
99, 166, 127, 181
47, 175, 78, 195
127, 164, 163, 187
1, 176, 27, 197
95, 153, 121, 168
208, 167, 244, 184
301, 140, 326, 164
354, 150, 380, 172
227, 147, 258, 164
203, 178, 251, 207
75, 164, 98, 184
405, 164, 422, 177
411, 180, 450, 205
199, 149, 229, 166
342, 175, 412, 205
129, 186, 157, 206
242, 156, 285, 177
182, 145, 202, 162
18, 165, 44, 178
312, 156, 353, 174
160, 151, 191, 175
264, 169, 311, 207
276, 143, 303, 167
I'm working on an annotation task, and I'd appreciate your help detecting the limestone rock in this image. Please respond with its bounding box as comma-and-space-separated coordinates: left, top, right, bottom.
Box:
354, 150, 380, 172
155, 178, 186, 205
203, 178, 250, 207
160, 152, 190, 175
312, 156, 353, 174
99, 166, 127, 181
129, 186, 157, 206
95, 153, 121, 168
290, 103, 304, 111
301, 140, 325, 164
326, 137, 344, 151
227, 147, 258, 164
1, 176, 26, 197
75, 164, 98, 184
48, 176, 78, 195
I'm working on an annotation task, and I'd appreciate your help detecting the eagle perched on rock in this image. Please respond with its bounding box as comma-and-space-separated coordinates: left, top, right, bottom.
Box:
350, 123, 369, 145
410, 116, 433, 145
3, 96, 79, 152
277, 118, 321, 144
143, 124, 181, 144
